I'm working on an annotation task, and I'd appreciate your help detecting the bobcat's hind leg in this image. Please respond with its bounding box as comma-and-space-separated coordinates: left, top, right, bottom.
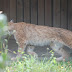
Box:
27, 45, 38, 58
50, 41, 70, 61
56, 47, 70, 61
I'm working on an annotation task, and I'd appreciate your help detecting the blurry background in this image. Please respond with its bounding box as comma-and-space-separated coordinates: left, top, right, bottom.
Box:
0, 0, 72, 30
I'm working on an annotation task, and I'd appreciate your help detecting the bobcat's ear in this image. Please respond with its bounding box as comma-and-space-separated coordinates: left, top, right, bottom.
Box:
10, 19, 14, 23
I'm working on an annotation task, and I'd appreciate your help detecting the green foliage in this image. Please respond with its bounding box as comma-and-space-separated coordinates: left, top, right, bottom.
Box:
5, 51, 72, 72
0, 14, 7, 36
0, 14, 8, 70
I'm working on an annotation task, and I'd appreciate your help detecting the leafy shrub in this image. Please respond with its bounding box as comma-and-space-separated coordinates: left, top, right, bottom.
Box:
0, 14, 8, 71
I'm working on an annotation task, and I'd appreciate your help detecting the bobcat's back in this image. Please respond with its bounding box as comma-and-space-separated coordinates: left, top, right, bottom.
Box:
8, 22, 72, 48
54, 28, 72, 48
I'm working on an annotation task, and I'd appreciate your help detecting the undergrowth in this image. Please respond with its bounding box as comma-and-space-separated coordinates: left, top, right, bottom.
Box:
5, 51, 72, 72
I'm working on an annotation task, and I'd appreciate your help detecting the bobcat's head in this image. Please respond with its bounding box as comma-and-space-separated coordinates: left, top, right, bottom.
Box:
8, 20, 14, 30
3, 20, 14, 35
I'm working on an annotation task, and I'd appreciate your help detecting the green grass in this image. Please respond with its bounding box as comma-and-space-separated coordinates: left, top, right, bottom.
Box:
5, 53, 72, 72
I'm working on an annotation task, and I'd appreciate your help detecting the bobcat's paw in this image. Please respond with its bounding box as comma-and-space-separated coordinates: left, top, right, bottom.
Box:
56, 57, 63, 62
28, 52, 38, 58
11, 57, 17, 61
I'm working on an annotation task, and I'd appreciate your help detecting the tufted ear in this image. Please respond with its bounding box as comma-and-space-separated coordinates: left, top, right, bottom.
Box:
10, 19, 14, 23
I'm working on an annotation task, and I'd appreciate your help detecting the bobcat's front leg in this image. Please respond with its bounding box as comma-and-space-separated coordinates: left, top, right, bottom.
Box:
16, 41, 27, 58
27, 45, 38, 58
11, 41, 26, 60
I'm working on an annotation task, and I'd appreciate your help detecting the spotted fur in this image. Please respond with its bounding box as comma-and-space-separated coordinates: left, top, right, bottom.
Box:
7, 21, 72, 61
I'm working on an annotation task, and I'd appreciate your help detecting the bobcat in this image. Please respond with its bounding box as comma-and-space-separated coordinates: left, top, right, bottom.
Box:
5, 21, 72, 61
